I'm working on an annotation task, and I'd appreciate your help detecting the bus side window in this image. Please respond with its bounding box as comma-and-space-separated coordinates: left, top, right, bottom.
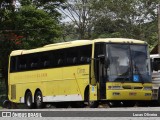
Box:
29, 54, 39, 69
30, 62, 38, 68
73, 57, 77, 64
54, 50, 65, 67
58, 59, 63, 65
40, 53, 51, 68
19, 64, 27, 70
67, 58, 73, 64
10, 57, 17, 72
18, 55, 27, 71
79, 45, 92, 64
66, 47, 78, 65
80, 57, 85, 63
80, 57, 90, 63
44, 61, 50, 67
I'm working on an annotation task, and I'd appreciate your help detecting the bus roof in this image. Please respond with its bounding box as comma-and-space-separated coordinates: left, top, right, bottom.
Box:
93, 38, 147, 44
10, 40, 91, 56
10, 38, 147, 56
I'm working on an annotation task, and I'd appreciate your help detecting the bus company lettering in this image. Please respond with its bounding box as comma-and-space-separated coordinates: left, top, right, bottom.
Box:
14, 73, 47, 80
77, 68, 86, 74
37, 73, 47, 78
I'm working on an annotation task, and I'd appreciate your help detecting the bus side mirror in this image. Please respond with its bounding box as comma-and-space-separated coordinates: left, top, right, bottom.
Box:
98, 54, 109, 68
98, 54, 105, 63
98, 54, 105, 59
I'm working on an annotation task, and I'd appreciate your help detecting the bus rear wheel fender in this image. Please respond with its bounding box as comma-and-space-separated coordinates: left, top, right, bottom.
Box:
34, 89, 43, 109
84, 85, 89, 102
25, 90, 34, 109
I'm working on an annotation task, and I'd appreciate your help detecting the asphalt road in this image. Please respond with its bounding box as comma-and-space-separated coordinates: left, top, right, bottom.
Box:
0, 107, 160, 120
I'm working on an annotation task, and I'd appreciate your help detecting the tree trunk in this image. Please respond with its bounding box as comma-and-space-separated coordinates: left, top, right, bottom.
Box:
158, 4, 160, 55
2, 56, 9, 99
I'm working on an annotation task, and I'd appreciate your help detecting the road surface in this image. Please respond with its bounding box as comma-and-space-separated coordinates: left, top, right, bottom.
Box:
0, 107, 160, 120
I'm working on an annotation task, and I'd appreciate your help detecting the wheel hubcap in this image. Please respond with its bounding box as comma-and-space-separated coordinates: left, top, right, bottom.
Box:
36, 95, 42, 106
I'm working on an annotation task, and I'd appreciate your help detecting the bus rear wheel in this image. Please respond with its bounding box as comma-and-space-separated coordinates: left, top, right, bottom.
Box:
25, 91, 34, 109
35, 91, 43, 109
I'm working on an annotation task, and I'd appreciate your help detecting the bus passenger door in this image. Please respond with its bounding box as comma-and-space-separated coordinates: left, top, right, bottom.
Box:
97, 55, 106, 100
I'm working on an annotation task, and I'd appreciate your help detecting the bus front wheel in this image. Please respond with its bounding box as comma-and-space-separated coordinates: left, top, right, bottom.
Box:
35, 91, 43, 109
25, 91, 34, 109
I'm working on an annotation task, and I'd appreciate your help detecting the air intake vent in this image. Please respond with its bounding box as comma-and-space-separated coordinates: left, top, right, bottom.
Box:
122, 85, 131, 89
11, 85, 16, 100
134, 87, 143, 89
122, 85, 143, 89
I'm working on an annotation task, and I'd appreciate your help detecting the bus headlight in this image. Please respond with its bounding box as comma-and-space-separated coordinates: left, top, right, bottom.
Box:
145, 93, 151, 96
143, 87, 152, 90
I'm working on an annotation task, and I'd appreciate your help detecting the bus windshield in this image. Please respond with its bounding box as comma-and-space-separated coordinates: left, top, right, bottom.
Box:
107, 44, 151, 83
131, 45, 151, 83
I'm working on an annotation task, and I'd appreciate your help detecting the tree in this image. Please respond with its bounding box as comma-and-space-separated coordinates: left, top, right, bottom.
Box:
60, 22, 79, 41
0, 0, 18, 96
60, 0, 159, 47
12, 5, 61, 48
92, 0, 159, 49
158, 3, 160, 54
60, 0, 101, 39
0, 0, 64, 96
19, 0, 65, 18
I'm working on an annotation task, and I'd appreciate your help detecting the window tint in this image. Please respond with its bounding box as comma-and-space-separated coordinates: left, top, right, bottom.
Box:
10, 57, 17, 72
66, 47, 79, 65
10, 45, 92, 72
53, 50, 65, 67
40, 52, 51, 68
28, 54, 39, 69
18, 55, 27, 71
79, 45, 92, 64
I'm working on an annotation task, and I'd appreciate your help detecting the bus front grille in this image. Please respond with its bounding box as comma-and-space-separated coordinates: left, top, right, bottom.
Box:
122, 85, 143, 89
11, 85, 16, 100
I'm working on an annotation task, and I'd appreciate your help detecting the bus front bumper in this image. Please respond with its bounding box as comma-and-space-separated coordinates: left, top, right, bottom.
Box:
106, 90, 152, 100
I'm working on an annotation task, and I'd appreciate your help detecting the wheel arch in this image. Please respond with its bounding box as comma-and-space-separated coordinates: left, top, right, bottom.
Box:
84, 85, 89, 101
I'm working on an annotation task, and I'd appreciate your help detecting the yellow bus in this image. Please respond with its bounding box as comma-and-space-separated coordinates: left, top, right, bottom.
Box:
8, 38, 152, 108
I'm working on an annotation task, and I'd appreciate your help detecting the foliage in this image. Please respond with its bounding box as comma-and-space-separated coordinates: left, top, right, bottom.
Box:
12, 5, 61, 48
60, 0, 100, 39
61, 0, 159, 50
92, 0, 159, 49
60, 22, 79, 41
0, 0, 64, 96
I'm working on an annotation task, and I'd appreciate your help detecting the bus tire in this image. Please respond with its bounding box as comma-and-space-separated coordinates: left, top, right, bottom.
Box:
25, 91, 34, 109
156, 88, 160, 106
35, 91, 43, 109
3, 100, 11, 109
